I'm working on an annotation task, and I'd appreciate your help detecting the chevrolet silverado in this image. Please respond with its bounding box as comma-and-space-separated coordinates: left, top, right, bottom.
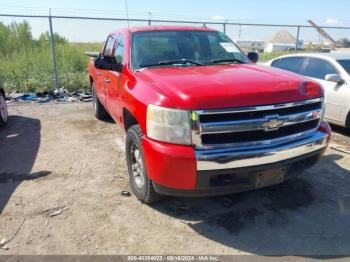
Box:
88, 26, 331, 203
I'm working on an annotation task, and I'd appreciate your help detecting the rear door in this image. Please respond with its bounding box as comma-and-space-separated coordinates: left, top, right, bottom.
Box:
105, 32, 126, 124
96, 34, 116, 106
301, 57, 346, 124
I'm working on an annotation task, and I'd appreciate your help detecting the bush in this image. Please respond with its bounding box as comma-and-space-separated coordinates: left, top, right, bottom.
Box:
0, 21, 101, 93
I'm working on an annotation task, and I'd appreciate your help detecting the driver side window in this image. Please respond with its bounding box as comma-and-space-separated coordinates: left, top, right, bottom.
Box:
103, 35, 115, 56
114, 33, 125, 65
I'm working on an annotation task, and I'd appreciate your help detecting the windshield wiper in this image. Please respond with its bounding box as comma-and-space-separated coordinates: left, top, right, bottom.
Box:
210, 58, 245, 64
139, 59, 203, 68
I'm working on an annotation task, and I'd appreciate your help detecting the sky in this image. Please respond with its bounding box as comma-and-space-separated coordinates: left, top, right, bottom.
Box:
0, 0, 350, 42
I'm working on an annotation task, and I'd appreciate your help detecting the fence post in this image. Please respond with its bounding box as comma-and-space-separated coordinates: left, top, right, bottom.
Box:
148, 12, 152, 26
295, 26, 300, 53
48, 9, 59, 90
223, 23, 226, 34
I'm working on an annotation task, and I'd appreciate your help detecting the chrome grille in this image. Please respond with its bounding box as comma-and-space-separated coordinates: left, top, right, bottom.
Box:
191, 98, 323, 149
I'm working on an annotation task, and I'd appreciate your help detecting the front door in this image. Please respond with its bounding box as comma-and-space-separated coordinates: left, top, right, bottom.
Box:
105, 33, 126, 125
302, 57, 346, 124
97, 34, 116, 105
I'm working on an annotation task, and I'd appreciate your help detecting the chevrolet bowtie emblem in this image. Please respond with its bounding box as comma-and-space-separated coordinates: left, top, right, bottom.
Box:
261, 115, 285, 131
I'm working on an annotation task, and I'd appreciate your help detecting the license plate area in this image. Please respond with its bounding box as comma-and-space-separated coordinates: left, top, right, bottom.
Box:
255, 167, 287, 188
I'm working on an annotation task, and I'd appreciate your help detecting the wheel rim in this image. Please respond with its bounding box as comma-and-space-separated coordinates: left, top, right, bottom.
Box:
0, 95, 8, 123
92, 87, 97, 113
130, 143, 145, 189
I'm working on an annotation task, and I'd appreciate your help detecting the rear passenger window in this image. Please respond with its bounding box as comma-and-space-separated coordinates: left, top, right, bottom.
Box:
302, 58, 338, 80
271, 57, 306, 74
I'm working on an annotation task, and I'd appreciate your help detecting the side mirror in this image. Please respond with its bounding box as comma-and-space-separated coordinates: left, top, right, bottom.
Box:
247, 52, 259, 64
94, 56, 123, 72
325, 74, 344, 84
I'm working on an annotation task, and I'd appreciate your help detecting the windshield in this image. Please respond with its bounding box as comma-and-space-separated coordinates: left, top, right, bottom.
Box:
131, 30, 248, 70
337, 59, 350, 75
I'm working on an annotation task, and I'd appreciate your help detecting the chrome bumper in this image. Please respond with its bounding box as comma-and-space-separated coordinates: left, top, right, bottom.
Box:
195, 131, 328, 171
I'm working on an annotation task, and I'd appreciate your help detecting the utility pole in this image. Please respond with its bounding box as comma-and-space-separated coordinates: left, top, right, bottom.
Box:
125, 0, 130, 28
307, 20, 337, 49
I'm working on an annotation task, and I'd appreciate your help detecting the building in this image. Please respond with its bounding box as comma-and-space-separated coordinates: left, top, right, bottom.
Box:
234, 39, 265, 52
264, 30, 304, 53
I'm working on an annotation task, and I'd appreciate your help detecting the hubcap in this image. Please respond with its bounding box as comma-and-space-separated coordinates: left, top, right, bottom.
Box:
92, 87, 97, 113
130, 144, 145, 189
0, 95, 8, 123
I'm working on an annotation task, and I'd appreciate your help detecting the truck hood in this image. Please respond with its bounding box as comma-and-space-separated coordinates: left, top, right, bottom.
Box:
136, 64, 322, 109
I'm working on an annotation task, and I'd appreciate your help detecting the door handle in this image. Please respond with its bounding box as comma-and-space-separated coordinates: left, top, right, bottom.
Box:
96, 71, 102, 76
104, 78, 111, 84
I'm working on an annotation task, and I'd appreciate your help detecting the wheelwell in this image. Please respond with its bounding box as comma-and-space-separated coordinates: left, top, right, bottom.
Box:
123, 108, 138, 132
89, 76, 93, 85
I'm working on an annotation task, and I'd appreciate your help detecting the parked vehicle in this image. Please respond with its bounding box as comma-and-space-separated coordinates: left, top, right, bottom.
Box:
88, 26, 331, 203
266, 53, 350, 128
0, 87, 8, 127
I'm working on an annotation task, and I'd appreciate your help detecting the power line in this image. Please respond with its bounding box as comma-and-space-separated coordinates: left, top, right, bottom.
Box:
0, 5, 350, 27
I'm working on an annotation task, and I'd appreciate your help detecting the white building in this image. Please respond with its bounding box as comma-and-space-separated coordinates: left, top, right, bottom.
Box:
264, 30, 304, 53
234, 39, 265, 52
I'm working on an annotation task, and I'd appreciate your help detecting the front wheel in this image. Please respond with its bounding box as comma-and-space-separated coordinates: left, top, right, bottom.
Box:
125, 124, 162, 203
92, 83, 109, 120
0, 92, 8, 127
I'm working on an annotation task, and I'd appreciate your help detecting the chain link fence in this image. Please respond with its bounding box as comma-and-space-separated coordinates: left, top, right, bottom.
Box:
1, 13, 350, 92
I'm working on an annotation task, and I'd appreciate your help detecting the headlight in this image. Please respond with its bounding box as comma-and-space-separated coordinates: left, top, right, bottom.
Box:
146, 104, 191, 145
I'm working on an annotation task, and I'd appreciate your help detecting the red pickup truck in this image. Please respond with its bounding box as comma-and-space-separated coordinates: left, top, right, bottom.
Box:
88, 26, 331, 203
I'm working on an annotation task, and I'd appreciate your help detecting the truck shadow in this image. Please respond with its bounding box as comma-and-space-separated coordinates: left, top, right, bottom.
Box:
151, 154, 350, 256
0, 116, 51, 214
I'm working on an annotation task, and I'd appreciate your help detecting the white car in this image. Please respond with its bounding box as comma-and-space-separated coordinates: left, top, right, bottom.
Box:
266, 53, 350, 128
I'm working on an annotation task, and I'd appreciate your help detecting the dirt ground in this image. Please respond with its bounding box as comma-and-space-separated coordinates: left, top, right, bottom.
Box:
0, 102, 350, 256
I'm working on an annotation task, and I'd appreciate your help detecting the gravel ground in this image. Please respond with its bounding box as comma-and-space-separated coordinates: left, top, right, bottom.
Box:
0, 102, 349, 256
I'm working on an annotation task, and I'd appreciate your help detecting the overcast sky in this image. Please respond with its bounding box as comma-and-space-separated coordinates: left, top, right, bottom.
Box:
0, 0, 349, 42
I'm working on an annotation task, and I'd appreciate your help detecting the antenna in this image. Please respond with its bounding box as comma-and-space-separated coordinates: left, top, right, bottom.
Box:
124, 0, 130, 28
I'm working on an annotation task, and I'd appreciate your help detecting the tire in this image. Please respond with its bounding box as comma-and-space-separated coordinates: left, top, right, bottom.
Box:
346, 111, 350, 128
92, 83, 109, 120
0, 92, 8, 127
126, 124, 162, 203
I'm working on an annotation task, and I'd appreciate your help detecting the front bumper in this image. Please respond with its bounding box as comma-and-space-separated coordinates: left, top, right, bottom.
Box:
153, 148, 325, 197
196, 130, 329, 171
142, 122, 331, 196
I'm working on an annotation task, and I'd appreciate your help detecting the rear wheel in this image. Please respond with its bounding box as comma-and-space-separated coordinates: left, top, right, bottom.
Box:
125, 124, 162, 203
0, 92, 8, 127
92, 83, 109, 120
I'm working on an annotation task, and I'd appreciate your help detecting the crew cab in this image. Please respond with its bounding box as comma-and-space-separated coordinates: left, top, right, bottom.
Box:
88, 26, 331, 203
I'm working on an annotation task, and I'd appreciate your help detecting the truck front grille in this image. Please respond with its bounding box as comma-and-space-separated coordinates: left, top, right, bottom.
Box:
192, 98, 323, 149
